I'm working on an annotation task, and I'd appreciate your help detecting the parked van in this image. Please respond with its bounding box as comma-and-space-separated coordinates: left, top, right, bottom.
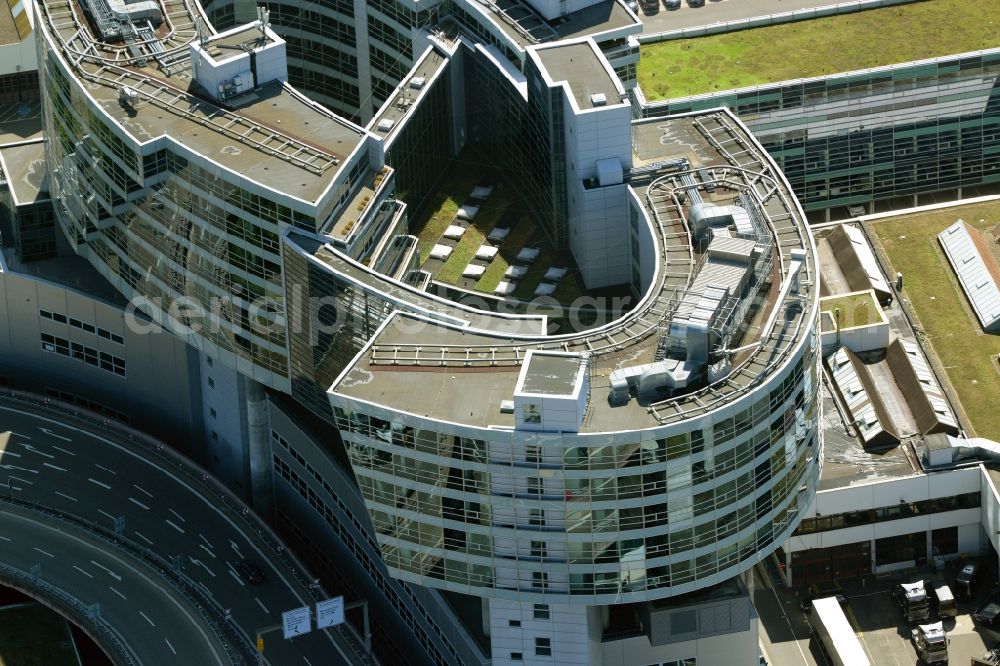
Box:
930, 581, 957, 618
956, 562, 981, 599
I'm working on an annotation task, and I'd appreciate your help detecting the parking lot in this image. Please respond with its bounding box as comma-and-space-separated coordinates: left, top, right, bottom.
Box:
755, 562, 1000, 665
636, 0, 859, 34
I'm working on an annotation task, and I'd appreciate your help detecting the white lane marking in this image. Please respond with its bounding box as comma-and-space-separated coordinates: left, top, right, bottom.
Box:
165, 639, 176, 655
1, 451, 21, 458
109, 586, 127, 600
255, 597, 269, 614
228, 541, 244, 559
134, 531, 154, 546
39, 427, 71, 441
33, 547, 54, 558
97, 509, 115, 521
189, 557, 216, 577
20, 444, 53, 459
9, 475, 33, 486
0, 536, 10, 542
165, 519, 185, 534
90, 560, 122, 581
0, 464, 37, 474
9, 431, 30, 440
128, 497, 150, 510
227, 568, 246, 587
168, 508, 185, 522
132, 484, 152, 498
94, 464, 116, 475
9, 485, 22, 492
53, 445, 75, 456
41, 462, 67, 472
304, 658, 312, 666
88, 477, 111, 490
54, 491, 78, 502
199, 543, 216, 559
72, 565, 93, 578
139, 611, 155, 627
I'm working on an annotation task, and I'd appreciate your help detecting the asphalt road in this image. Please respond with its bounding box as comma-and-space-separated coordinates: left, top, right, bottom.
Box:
0, 504, 228, 665
638, 0, 856, 34
0, 400, 358, 665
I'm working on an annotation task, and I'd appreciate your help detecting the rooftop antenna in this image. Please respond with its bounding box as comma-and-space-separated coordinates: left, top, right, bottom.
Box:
196, 16, 210, 47
256, 5, 270, 38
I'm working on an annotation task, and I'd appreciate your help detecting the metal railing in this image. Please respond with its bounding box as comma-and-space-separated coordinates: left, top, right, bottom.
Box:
0, 390, 375, 665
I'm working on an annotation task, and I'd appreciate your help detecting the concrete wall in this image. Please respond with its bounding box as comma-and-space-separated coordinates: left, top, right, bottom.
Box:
199, 352, 251, 495
488, 599, 597, 666
602, 614, 759, 666
785, 467, 983, 555
0, 268, 203, 451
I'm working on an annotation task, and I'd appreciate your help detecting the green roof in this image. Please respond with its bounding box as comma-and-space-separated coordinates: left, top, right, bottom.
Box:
638, 0, 1000, 101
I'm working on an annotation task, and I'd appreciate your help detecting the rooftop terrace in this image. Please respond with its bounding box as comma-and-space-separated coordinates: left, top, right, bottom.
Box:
638, 0, 1000, 101
37, 0, 366, 204
331, 110, 818, 433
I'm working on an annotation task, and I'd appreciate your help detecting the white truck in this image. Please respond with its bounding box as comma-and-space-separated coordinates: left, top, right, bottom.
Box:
811, 596, 871, 666
911, 621, 948, 665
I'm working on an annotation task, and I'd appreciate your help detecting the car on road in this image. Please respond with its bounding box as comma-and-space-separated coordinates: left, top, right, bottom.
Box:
640, 0, 658, 13
664, 0, 681, 9
688, 0, 704, 6
237, 558, 265, 584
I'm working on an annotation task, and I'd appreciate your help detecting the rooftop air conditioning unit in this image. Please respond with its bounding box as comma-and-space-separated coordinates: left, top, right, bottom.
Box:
377, 119, 395, 132
590, 92, 607, 107
410, 76, 426, 90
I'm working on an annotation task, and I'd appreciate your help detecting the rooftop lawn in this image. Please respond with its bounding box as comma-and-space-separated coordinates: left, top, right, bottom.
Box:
871, 201, 1000, 440
638, 0, 1000, 101
820, 291, 883, 329
0, 603, 80, 666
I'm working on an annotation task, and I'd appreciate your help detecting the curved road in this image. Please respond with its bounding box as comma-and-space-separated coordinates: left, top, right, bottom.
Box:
0, 504, 229, 664
0, 397, 364, 665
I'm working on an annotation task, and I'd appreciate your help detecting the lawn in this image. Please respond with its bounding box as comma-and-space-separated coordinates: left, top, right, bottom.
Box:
436, 186, 510, 284
638, 0, 1000, 101
820, 292, 883, 329
0, 603, 80, 666
475, 214, 536, 293
412, 164, 483, 266
871, 202, 1000, 440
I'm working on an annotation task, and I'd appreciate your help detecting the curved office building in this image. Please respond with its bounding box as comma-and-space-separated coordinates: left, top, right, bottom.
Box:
33, 0, 820, 660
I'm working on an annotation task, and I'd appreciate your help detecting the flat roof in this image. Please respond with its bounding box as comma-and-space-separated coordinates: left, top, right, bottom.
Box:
0, 141, 47, 205
332, 110, 818, 433
0, 3, 19, 46
638, 0, 1000, 101
554, 0, 639, 40
518, 353, 583, 396
535, 41, 621, 110
38, 0, 366, 205
370, 48, 449, 145
205, 24, 274, 53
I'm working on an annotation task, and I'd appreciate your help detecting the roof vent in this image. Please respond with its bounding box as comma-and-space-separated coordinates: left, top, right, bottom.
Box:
500, 400, 515, 414
377, 119, 395, 132
410, 76, 426, 90
590, 92, 607, 107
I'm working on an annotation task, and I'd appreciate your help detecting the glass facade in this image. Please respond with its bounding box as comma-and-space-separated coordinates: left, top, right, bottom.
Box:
329, 342, 820, 604
642, 50, 1000, 213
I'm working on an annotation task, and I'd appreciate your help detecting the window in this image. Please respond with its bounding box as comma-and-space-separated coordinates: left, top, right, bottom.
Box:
527, 477, 542, 495
535, 637, 551, 657
211, 431, 218, 441
210, 408, 217, 418
511, 653, 523, 661
529, 509, 544, 526
533, 604, 550, 619
208, 377, 215, 389
509, 619, 521, 627
526, 445, 541, 464
532, 571, 548, 590
207, 357, 213, 367
530, 541, 547, 558
523, 404, 541, 424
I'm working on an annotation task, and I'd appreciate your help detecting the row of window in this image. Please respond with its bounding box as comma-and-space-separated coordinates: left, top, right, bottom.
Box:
40, 333, 126, 377
40, 309, 125, 344
792, 492, 981, 535
43, 388, 130, 423
271, 436, 465, 666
